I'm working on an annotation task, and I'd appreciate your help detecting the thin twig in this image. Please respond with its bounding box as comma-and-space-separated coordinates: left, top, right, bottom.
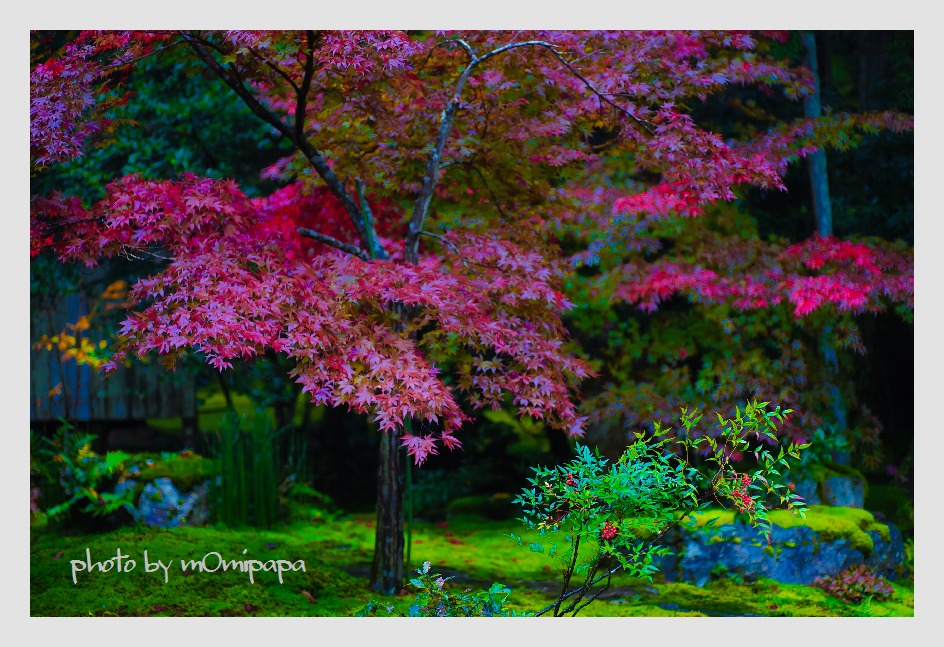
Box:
417, 229, 462, 256
32, 217, 104, 229
99, 38, 188, 72
534, 492, 714, 617
245, 45, 301, 95
478, 41, 652, 133
462, 162, 508, 219
561, 549, 602, 616
571, 564, 613, 616
554, 532, 582, 616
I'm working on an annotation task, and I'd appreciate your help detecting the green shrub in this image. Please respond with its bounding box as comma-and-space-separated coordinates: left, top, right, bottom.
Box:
511, 401, 809, 617
30, 420, 139, 528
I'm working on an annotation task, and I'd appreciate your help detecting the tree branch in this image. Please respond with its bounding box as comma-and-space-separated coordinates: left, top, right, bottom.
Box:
462, 162, 508, 219
436, 38, 477, 61
246, 46, 301, 96
405, 37, 653, 266
183, 31, 380, 258
183, 34, 297, 147
356, 179, 386, 259
478, 41, 652, 133
100, 38, 189, 72
295, 31, 316, 145
297, 227, 370, 261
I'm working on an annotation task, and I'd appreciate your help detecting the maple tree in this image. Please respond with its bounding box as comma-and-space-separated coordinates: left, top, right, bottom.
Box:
31, 30, 913, 593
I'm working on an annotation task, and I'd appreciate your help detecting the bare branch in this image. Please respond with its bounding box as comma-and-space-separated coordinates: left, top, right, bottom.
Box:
183, 33, 296, 144
554, 531, 582, 616
417, 230, 503, 278
502, 31, 524, 48
33, 216, 104, 229
404, 55, 480, 264
297, 227, 371, 261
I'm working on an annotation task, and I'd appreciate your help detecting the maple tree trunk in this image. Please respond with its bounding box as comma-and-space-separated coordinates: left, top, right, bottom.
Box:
370, 427, 405, 593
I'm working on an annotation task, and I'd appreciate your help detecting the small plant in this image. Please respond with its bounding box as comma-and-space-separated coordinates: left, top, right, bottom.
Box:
356, 561, 529, 617
283, 479, 343, 523
511, 401, 808, 617
710, 563, 748, 585
208, 409, 280, 528
814, 565, 894, 604
30, 420, 139, 526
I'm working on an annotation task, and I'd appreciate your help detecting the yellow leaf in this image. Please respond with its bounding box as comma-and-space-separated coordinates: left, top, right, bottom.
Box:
73, 316, 91, 332
101, 280, 127, 300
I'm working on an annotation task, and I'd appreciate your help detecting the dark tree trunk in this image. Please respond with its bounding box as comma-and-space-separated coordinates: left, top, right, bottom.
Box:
802, 31, 832, 238
370, 427, 404, 593
803, 31, 850, 464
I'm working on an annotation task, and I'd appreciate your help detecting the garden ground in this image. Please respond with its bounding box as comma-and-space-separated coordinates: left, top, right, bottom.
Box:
30, 506, 914, 617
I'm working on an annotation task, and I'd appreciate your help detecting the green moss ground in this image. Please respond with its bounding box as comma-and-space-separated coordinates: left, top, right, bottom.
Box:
31, 506, 913, 617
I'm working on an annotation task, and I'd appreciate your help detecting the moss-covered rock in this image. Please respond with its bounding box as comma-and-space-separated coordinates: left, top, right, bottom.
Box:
114, 453, 221, 528
133, 453, 220, 491
664, 506, 905, 586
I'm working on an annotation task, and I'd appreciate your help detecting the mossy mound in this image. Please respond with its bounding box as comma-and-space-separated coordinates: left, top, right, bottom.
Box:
688, 505, 889, 556
132, 453, 220, 491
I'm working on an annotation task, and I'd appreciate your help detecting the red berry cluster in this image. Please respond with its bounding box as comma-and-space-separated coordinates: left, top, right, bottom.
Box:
600, 522, 618, 541
565, 473, 577, 488
731, 474, 755, 512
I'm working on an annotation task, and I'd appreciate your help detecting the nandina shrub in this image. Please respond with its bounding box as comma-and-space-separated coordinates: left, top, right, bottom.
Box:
511, 401, 808, 617
814, 565, 894, 604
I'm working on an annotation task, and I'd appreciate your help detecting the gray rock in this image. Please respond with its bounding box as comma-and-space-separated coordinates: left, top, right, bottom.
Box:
117, 477, 209, 528
821, 475, 866, 508
792, 478, 821, 506
864, 524, 907, 579
657, 518, 905, 586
